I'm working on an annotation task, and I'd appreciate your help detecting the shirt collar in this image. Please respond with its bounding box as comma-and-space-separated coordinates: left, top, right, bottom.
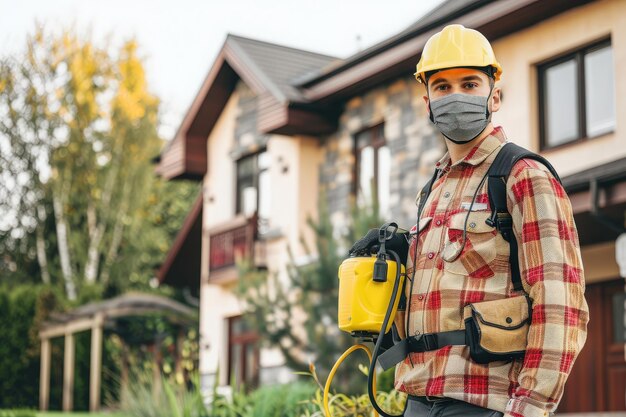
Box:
435, 126, 508, 170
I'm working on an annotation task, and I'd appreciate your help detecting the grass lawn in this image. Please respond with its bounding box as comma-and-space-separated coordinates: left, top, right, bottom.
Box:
37, 413, 129, 417
0, 412, 129, 417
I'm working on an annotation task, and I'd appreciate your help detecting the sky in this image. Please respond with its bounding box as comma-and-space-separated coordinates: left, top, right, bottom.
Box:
2, 0, 444, 139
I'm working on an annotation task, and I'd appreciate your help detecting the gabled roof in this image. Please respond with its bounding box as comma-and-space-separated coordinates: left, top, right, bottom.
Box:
156, 34, 341, 180
40, 292, 197, 339
226, 34, 339, 103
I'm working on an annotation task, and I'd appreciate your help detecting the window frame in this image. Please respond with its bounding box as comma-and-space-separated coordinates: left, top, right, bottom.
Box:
235, 150, 269, 217
353, 123, 388, 209
538, 37, 614, 151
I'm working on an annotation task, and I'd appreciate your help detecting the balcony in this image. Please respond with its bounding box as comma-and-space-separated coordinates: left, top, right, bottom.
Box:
208, 213, 267, 283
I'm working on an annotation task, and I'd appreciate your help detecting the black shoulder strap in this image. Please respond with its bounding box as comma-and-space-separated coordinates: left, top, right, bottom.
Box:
417, 167, 440, 219
486, 142, 562, 292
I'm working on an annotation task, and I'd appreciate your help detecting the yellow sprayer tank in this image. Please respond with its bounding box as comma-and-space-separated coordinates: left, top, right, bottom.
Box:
338, 256, 405, 334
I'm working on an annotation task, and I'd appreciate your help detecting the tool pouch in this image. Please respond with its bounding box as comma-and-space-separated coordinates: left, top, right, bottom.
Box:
463, 295, 532, 364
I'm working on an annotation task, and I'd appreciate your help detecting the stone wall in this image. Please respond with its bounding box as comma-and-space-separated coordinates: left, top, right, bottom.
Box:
319, 75, 445, 236
231, 81, 269, 159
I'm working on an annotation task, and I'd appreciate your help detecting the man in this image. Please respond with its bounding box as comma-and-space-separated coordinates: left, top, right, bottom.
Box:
394, 24, 589, 417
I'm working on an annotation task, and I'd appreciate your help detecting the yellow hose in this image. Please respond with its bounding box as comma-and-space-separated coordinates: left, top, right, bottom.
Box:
323, 344, 378, 417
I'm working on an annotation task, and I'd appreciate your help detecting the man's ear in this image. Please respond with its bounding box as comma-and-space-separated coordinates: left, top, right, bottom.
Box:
424, 94, 436, 123
490, 86, 501, 113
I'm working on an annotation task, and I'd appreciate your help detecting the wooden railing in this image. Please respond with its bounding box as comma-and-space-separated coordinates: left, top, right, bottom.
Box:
208, 213, 266, 273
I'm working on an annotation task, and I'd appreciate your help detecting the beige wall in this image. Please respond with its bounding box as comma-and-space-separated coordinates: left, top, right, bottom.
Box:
198, 81, 323, 384
492, 0, 626, 177
258, 134, 323, 372
199, 86, 240, 381
296, 136, 324, 261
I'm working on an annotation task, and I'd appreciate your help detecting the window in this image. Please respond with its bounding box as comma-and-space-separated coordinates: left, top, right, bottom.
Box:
355, 123, 391, 217
236, 151, 270, 229
227, 315, 259, 389
538, 39, 615, 149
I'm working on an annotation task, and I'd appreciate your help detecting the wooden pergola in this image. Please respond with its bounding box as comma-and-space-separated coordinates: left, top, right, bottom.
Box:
38, 292, 196, 412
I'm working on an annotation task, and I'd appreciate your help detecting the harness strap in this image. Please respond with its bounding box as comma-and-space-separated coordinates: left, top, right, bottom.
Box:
417, 168, 440, 218
379, 330, 466, 370
485, 142, 563, 292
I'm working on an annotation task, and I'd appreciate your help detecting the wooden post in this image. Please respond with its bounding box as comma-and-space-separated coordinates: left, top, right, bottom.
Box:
120, 339, 130, 403
39, 337, 51, 411
89, 313, 104, 412
150, 344, 162, 400
62, 332, 75, 412
175, 327, 184, 380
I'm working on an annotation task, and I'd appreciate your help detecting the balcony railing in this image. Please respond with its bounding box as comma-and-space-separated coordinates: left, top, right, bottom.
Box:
208, 213, 267, 281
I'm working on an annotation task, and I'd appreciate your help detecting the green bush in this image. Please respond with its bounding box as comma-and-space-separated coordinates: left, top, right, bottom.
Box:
120, 368, 320, 417
120, 372, 208, 417
120, 363, 406, 417
0, 284, 123, 410
248, 382, 316, 417
0, 285, 62, 409
375, 367, 395, 393
207, 385, 252, 417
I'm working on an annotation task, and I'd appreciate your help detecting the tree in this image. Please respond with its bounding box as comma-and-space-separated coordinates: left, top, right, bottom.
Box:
236, 191, 383, 390
0, 27, 199, 299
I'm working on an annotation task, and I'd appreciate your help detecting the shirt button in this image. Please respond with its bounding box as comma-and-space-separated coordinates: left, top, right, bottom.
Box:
443, 191, 450, 198
435, 219, 442, 226
469, 222, 476, 229
427, 252, 435, 259
417, 295, 424, 301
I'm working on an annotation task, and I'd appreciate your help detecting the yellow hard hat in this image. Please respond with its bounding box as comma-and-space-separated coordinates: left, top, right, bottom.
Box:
414, 24, 502, 84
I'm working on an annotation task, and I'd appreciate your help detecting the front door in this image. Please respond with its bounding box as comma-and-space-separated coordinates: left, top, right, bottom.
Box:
559, 278, 625, 412
227, 315, 260, 390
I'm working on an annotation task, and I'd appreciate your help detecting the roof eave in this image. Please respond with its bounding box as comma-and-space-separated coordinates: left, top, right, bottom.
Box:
297, 0, 494, 88
157, 192, 204, 288
299, 0, 595, 104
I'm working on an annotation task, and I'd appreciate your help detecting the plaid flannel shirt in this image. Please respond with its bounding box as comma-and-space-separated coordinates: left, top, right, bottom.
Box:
394, 127, 589, 417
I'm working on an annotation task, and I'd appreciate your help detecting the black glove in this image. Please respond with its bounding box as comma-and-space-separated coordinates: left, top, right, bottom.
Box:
348, 227, 409, 266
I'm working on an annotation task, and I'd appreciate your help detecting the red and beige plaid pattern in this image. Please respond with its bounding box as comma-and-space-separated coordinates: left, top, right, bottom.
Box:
394, 127, 589, 417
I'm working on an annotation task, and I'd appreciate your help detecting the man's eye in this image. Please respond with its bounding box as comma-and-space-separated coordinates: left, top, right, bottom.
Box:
464, 82, 478, 89
436, 85, 449, 91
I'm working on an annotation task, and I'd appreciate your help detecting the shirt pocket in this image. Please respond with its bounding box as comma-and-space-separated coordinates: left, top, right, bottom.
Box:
408, 216, 432, 266
410, 216, 433, 243
441, 210, 498, 278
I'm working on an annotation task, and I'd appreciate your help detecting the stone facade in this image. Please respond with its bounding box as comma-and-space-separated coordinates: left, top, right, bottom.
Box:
319, 75, 445, 235
231, 81, 269, 160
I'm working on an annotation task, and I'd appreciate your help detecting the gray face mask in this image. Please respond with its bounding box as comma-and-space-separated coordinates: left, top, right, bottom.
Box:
429, 93, 491, 143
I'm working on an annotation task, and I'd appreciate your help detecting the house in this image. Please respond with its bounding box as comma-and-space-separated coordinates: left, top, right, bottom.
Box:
157, 0, 626, 413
